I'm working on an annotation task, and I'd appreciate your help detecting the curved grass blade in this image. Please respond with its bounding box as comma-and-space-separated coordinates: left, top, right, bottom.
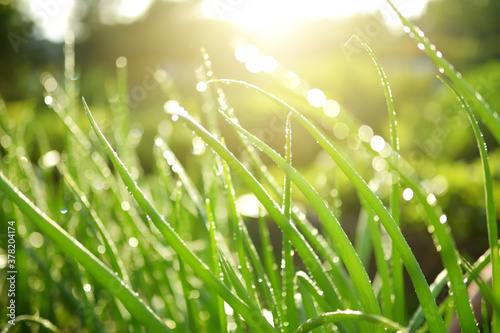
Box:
166, 107, 344, 314
0, 171, 172, 333
390, 156, 478, 332
214, 79, 446, 333
438, 76, 500, 327
218, 109, 380, 332
294, 310, 408, 333
208, 79, 357, 307
2, 315, 63, 333
83, 98, 274, 333
297, 277, 328, 333
352, 35, 404, 324
385, 0, 500, 144
409, 244, 498, 332
218, 99, 389, 312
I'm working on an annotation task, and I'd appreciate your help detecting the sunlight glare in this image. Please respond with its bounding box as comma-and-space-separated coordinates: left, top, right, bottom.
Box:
202, 0, 431, 35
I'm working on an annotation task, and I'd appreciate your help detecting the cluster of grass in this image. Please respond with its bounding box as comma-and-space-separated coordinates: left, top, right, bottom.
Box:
1, 2, 499, 332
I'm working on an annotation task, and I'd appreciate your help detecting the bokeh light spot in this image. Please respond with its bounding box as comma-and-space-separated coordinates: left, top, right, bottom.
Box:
403, 188, 414, 201
29, 232, 44, 248
323, 99, 340, 117
333, 122, 349, 139
370, 135, 385, 152
307, 88, 326, 108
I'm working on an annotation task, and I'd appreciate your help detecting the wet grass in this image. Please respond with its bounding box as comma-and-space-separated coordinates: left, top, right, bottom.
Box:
1, 3, 499, 332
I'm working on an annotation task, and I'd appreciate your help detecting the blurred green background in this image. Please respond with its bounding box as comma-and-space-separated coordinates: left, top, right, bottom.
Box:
1, 0, 500, 294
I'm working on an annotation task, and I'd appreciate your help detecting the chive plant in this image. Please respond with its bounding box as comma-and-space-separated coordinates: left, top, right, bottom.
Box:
1, 3, 499, 333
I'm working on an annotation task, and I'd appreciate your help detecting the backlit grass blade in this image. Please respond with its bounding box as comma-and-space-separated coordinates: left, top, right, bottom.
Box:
0, 171, 172, 333
354, 208, 372, 270
214, 113, 383, 333
283, 112, 298, 331
409, 244, 498, 332
209, 80, 356, 307
214, 79, 446, 333
218, 144, 281, 329
206, 198, 228, 332
83, 98, 274, 333
156, 139, 207, 227
361, 201, 392, 320
294, 310, 408, 333
166, 106, 343, 313
221, 157, 261, 309
258, 212, 284, 325
352, 35, 404, 324
389, 155, 478, 332
385, 0, 500, 144
219, 102, 384, 318
173, 189, 199, 333
438, 75, 500, 329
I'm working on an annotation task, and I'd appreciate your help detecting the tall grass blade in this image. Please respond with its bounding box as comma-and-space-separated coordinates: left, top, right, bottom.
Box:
351, 35, 405, 324
167, 106, 344, 313
214, 79, 446, 333
389, 155, 479, 332
215, 110, 382, 328
385, 0, 500, 144
439, 76, 500, 330
83, 98, 275, 332
206, 198, 228, 332
283, 112, 298, 331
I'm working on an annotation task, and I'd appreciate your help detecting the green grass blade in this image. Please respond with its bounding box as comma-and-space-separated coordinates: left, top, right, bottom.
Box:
83, 98, 274, 332
297, 276, 327, 333
438, 76, 500, 330
218, 100, 382, 317
283, 112, 298, 332
352, 35, 404, 324
392, 159, 478, 332
0, 171, 172, 333
294, 310, 408, 333
362, 202, 392, 320
2, 314, 63, 333
216, 110, 383, 333
209, 79, 357, 308
385, 0, 500, 144
167, 106, 343, 313
206, 198, 228, 332
214, 79, 446, 333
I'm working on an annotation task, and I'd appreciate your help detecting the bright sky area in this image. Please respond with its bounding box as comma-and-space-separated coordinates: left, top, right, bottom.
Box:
22, 0, 432, 42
